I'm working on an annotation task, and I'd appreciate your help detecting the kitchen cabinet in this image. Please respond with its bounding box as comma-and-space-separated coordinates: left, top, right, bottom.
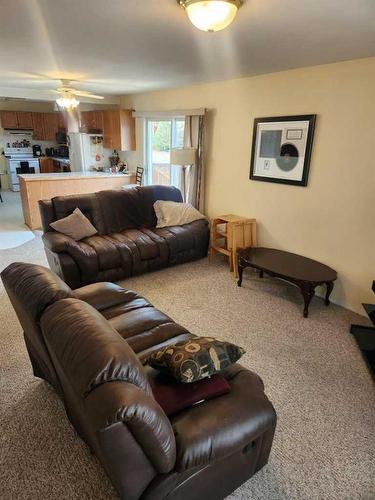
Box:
102, 110, 135, 151
39, 157, 55, 174
0, 111, 34, 129
43, 113, 59, 141
17, 112, 33, 129
32, 113, 45, 140
58, 112, 67, 130
0, 111, 18, 129
80, 110, 103, 132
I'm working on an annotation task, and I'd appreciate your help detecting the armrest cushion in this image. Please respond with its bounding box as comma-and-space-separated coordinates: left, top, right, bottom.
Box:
42, 232, 75, 253
85, 380, 176, 474
73, 283, 139, 312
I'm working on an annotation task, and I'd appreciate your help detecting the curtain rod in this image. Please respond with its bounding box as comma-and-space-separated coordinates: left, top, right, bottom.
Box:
132, 108, 205, 118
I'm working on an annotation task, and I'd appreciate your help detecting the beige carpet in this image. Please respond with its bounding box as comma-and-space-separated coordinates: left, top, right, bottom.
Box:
0, 234, 374, 500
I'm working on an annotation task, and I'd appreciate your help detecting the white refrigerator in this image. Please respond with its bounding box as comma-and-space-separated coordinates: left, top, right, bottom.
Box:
68, 132, 106, 172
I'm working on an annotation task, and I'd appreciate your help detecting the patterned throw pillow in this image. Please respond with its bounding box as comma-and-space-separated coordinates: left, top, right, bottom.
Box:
147, 337, 245, 383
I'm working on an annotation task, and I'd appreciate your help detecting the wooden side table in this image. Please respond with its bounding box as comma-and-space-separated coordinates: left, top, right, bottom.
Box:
209, 214, 257, 278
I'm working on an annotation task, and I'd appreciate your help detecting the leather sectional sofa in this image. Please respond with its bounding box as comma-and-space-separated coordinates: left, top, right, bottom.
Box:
38, 185, 210, 289
2, 262, 277, 500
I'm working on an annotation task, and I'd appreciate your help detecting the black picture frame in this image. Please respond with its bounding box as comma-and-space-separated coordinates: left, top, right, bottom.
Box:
249, 114, 316, 186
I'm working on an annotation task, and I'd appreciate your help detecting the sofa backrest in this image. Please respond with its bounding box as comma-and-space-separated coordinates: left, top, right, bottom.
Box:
38, 185, 183, 234
1, 262, 74, 388
41, 298, 176, 493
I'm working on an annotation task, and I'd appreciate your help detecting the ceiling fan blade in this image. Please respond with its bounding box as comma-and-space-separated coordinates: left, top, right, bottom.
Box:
71, 90, 104, 99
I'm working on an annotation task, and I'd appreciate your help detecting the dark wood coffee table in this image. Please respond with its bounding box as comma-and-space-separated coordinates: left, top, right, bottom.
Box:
237, 247, 337, 318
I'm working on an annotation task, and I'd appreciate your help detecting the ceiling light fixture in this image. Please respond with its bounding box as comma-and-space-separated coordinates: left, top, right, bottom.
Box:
56, 91, 80, 110
178, 0, 243, 32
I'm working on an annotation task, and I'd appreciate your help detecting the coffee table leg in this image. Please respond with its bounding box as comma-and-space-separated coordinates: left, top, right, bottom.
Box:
325, 281, 334, 306
237, 263, 245, 287
300, 283, 315, 318
259, 270, 264, 278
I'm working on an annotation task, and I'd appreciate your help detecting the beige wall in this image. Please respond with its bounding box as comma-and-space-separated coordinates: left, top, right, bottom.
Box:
121, 57, 375, 315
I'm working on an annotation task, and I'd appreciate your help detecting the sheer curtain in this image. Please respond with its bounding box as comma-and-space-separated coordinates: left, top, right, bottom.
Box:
182, 114, 205, 211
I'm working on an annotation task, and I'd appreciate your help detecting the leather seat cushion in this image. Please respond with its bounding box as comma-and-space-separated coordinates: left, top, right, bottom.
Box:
108, 306, 190, 354
171, 364, 276, 472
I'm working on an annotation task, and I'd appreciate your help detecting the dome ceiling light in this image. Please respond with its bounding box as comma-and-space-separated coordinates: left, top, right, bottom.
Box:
178, 0, 244, 32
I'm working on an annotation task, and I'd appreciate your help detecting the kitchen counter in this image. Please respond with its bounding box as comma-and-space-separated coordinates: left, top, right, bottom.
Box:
19, 172, 132, 181
19, 171, 136, 229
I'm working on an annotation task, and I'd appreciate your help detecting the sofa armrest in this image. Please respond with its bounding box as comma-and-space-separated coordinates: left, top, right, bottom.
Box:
85, 380, 176, 474
42, 232, 75, 253
73, 282, 139, 312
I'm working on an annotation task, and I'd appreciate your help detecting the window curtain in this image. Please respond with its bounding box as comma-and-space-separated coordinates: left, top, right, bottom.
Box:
181, 114, 205, 211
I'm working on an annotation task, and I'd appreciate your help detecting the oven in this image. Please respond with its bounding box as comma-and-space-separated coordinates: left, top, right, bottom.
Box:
7, 157, 40, 191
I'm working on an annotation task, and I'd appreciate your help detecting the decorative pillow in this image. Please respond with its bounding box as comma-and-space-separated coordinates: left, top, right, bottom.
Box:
50, 208, 97, 241
154, 200, 206, 228
147, 337, 245, 383
151, 374, 231, 416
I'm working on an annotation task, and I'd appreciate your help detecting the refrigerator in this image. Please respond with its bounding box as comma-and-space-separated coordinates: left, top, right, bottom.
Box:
68, 132, 106, 172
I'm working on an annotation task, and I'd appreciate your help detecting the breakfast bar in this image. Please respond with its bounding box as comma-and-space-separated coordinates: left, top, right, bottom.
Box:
19, 172, 136, 230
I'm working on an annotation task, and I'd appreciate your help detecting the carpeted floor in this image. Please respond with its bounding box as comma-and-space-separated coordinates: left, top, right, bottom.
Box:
0, 234, 374, 500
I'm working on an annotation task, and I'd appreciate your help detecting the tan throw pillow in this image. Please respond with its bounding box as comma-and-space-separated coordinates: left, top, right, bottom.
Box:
50, 208, 97, 241
154, 200, 206, 228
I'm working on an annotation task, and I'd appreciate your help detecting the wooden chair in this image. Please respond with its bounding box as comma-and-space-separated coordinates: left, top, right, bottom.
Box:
136, 166, 144, 186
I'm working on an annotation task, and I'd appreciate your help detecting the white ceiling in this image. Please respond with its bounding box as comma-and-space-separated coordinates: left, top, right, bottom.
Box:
0, 0, 374, 100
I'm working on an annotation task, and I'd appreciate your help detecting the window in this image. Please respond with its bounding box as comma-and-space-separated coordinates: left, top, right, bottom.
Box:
145, 118, 185, 186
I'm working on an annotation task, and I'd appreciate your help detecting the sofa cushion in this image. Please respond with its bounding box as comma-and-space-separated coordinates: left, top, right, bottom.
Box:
154, 201, 205, 228
50, 208, 98, 241
52, 193, 105, 234
96, 188, 146, 233
150, 371, 231, 416
41, 298, 152, 397
171, 364, 276, 471
139, 185, 183, 228
148, 337, 245, 383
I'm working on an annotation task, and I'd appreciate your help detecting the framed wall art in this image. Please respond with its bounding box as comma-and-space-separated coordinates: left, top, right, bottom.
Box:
249, 114, 316, 186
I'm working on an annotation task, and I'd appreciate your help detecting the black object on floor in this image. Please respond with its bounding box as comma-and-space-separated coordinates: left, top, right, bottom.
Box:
350, 281, 375, 381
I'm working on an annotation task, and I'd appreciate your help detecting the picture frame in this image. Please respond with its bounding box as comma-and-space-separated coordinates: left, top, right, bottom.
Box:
249, 114, 316, 186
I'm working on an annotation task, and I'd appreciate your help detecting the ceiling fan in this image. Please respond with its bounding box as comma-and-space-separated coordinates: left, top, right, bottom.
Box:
54, 79, 104, 110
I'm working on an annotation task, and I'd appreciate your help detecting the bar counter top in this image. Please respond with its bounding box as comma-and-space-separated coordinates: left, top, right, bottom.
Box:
19, 172, 132, 182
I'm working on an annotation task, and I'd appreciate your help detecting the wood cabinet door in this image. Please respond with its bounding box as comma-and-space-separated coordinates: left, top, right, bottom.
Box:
39, 158, 54, 173
0, 111, 18, 129
17, 112, 33, 129
102, 110, 114, 149
93, 110, 103, 131
80, 111, 91, 132
32, 112, 45, 140
43, 113, 59, 141
120, 110, 136, 151
57, 112, 67, 130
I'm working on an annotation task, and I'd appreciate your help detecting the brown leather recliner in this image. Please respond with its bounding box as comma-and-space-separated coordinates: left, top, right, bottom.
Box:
38, 185, 210, 289
1, 263, 277, 500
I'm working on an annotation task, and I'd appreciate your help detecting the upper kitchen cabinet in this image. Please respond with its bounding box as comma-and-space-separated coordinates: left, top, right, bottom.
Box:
0, 111, 33, 129
102, 110, 135, 151
32, 112, 45, 140
43, 113, 59, 141
80, 110, 103, 132
0, 111, 18, 129
16, 112, 33, 129
58, 111, 67, 130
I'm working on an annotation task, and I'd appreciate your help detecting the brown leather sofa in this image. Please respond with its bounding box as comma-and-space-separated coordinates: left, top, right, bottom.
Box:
38, 185, 210, 289
2, 262, 277, 500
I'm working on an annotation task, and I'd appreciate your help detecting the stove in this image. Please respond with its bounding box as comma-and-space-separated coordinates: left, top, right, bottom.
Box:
4, 146, 40, 192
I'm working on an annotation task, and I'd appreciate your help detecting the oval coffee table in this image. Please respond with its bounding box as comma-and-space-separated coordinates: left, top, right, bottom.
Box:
237, 247, 337, 318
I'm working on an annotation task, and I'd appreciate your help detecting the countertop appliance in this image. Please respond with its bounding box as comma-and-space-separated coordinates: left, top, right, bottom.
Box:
5, 147, 40, 191
68, 132, 106, 172
56, 129, 67, 145
33, 144, 42, 157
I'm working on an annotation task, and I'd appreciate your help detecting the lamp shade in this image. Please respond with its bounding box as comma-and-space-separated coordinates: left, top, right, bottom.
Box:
171, 148, 197, 165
